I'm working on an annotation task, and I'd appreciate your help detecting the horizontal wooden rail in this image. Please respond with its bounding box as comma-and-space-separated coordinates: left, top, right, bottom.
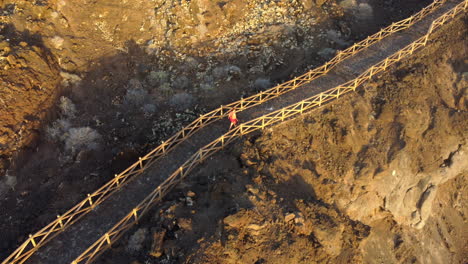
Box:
72, 2, 468, 263
1, 0, 455, 263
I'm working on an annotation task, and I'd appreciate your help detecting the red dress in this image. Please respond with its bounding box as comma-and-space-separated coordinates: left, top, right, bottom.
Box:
228, 110, 238, 127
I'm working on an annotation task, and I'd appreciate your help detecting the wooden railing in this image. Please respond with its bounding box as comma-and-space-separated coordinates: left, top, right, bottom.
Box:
1, 0, 456, 263
0, 0, 457, 263
70, 1, 468, 263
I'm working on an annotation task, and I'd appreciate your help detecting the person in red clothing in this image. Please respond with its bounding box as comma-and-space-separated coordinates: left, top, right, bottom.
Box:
228, 109, 239, 129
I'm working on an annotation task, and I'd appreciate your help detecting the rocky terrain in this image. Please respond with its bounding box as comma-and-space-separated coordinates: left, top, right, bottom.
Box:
98, 16, 467, 264
0, 0, 433, 172
0, 0, 464, 263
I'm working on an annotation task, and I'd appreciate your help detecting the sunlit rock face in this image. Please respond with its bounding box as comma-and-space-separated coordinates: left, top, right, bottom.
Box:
2, 0, 346, 67
0, 26, 61, 171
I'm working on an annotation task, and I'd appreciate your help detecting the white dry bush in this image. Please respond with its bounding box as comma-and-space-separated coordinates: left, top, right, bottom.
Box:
46, 97, 101, 155
226, 65, 241, 80
173, 75, 190, 90
147, 70, 169, 86
124, 88, 149, 106
64, 127, 101, 153
212, 65, 241, 81
199, 82, 214, 92
59, 96, 77, 118
46, 118, 72, 141
3, 171, 17, 191
318, 47, 336, 59
127, 78, 144, 90
169, 92, 195, 111
141, 103, 156, 117
212, 66, 227, 79
340, 0, 357, 10
159, 82, 172, 95
60, 72, 82, 87
126, 228, 148, 253
253, 78, 271, 91
356, 3, 373, 20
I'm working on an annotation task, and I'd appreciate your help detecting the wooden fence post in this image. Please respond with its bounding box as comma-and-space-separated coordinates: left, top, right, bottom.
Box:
105, 233, 111, 245
29, 235, 36, 247
132, 209, 139, 223
179, 167, 184, 178
57, 215, 64, 228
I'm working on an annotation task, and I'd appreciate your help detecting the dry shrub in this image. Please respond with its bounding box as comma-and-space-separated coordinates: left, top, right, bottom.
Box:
64, 127, 101, 153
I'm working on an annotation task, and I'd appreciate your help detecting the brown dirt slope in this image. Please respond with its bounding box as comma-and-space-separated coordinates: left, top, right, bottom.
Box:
0, 25, 61, 168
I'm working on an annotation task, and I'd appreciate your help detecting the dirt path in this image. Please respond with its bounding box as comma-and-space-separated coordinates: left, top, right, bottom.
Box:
25, 1, 464, 263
